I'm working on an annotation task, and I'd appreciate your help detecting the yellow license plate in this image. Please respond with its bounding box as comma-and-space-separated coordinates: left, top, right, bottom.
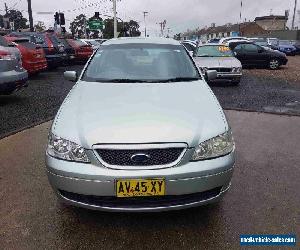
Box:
116, 179, 165, 198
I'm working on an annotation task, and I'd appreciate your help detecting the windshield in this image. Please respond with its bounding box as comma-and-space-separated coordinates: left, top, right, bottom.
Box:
195, 45, 234, 57
279, 40, 292, 46
82, 43, 200, 83
255, 41, 268, 46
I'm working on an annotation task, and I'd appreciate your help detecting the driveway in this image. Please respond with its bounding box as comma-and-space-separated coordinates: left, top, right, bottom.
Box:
0, 110, 299, 250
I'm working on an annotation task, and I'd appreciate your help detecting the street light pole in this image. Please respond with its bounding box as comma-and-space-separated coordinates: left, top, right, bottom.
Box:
113, 0, 117, 38
143, 11, 148, 37
292, 0, 298, 30
27, 0, 34, 31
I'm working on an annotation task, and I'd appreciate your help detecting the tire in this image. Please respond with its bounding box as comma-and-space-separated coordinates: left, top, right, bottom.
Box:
269, 59, 280, 70
231, 79, 240, 86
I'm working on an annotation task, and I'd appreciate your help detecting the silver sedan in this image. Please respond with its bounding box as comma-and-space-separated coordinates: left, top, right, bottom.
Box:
193, 44, 242, 85
45, 38, 235, 212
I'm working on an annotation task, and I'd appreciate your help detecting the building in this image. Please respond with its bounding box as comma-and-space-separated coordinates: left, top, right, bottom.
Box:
255, 15, 288, 31
183, 22, 266, 42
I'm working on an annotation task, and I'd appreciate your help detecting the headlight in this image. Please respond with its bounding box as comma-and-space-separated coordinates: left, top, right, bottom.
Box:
191, 130, 234, 161
232, 67, 242, 73
47, 133, 90, 163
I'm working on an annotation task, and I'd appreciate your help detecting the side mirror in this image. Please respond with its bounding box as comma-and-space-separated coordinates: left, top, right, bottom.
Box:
8, 44, 17, 47
206, 70, 217, 81
234, 51, 237, 56
64, 71, 78, 82
189, 51, 194, 57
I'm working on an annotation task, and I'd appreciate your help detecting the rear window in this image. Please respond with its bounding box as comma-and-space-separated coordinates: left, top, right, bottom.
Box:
16, 41, 37, 49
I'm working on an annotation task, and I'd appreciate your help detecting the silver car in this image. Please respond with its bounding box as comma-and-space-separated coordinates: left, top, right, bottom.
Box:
0, 36, 28, 95
46, 38, 235, 212
193, 44, 242, 85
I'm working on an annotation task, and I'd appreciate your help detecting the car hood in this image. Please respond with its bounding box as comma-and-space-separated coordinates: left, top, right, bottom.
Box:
193, 56, 241, 68
52, 80, 228, 149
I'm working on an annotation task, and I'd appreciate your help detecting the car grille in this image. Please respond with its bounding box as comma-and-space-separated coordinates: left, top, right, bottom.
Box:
59, 187, 222, 209
95, 148, 184, 167
210, 67, 232, 73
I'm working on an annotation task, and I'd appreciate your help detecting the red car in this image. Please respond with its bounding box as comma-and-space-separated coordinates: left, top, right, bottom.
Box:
66, 39, 93, 62
5, 37, 48, 74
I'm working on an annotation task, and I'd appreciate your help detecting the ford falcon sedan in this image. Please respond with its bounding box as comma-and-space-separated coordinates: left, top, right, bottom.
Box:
193, 44, 242, 85
46, 37, 235, 212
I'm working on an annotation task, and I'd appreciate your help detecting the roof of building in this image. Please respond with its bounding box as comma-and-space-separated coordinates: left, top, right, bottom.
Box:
255, 15, 288, 21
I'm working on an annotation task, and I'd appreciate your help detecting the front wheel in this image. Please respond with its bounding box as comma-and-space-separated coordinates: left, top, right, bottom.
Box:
269, 59, 280, 70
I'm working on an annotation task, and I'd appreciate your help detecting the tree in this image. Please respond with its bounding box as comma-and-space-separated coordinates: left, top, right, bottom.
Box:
0, 15, 4, 28
4, 9, 28, 30
34, 21, 46, 32
124, 20, 141, 37
102, 19, 141, 39
70, 14, 87, 38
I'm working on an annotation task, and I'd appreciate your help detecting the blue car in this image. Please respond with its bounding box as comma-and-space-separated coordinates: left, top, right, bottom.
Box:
275, 40, 297, 56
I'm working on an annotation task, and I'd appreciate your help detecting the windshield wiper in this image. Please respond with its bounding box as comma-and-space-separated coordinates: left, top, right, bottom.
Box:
195, 54, 210, 57
100, 79, 153, 83
159, 77, 201, 83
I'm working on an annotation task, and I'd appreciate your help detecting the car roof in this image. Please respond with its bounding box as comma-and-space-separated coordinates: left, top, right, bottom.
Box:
102, 37, 180, 45
199, 44, 229, 47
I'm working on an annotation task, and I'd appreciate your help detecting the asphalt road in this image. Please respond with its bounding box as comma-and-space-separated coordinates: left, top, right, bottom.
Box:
0, 111, 299, 249
1, 65, 300, 138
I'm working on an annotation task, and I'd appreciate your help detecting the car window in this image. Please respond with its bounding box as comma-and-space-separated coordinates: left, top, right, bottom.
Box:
195, 45, 234, 57
243, 44, 259, 52
83, 43, 201, 82
182, 43, 195, 51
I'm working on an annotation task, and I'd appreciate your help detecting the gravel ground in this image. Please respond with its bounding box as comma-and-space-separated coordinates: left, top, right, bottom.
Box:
244, 56, 300, 88
211, 69, 300, 115
1, 62, 300, 138
0, 65, 80, 139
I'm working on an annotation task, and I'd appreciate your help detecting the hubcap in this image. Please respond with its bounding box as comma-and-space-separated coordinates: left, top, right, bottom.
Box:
270, 60, 279, 69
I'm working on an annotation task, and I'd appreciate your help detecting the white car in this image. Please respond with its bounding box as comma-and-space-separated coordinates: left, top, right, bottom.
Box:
219, 37, 250, 45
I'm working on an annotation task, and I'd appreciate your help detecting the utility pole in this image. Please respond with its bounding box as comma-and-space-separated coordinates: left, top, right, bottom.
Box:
143, 11, 148, 37
113, 0, 117, 38
4, 3, 8, 14
27, 0, 34, 31
292, 0, 298, 30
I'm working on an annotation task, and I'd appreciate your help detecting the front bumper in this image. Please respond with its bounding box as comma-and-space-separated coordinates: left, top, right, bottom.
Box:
0, 70, 28, 94
215, 73, 242, 81
46, 151, 235, 212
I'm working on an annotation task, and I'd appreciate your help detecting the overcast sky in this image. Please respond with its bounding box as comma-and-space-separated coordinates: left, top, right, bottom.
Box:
1, 0, 299, 35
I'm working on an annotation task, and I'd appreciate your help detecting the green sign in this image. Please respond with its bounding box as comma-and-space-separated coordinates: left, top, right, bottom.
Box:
88, 20, 103, 30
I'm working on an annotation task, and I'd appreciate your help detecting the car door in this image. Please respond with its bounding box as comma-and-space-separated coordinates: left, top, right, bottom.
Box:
232, 44, 247, 66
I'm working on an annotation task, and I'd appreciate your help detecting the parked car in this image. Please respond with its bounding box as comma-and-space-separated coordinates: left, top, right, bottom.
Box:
228, 41, 288, 70
5, 37, 48, 74
290, 40, 300, 55
193, 44, 242, 85
274, 40, 297, 56
6, 32, 67, 68
80, 39, 101, 51
208, 38, 221, 44
219, 37, 250, 44
181, 40, 197, 53
46, 37, 235, 212
59, 38, 76, 63
66, 39, 93, 62
0, 36, 28, 95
